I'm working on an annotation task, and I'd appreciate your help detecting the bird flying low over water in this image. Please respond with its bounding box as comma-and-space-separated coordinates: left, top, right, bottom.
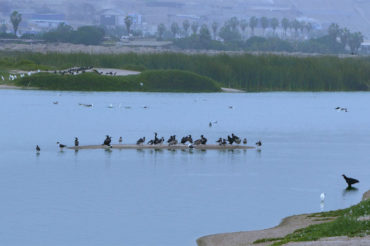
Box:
342, 174, 359, 188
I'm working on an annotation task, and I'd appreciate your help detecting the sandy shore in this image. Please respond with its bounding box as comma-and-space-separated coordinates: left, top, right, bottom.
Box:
221, 88, 245, 93
197, 190, 370, 246
0, 84, 21, 89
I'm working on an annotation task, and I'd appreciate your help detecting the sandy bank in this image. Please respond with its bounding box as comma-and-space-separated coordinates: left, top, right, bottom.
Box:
221, 88, 245, 93
197, 190, 370, 246
68, 144, 254, 151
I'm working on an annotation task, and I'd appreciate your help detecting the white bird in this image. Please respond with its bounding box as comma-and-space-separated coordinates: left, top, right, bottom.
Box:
28, 72, 31, 76
320, 192, 325, 202
140, 82, 144, 86
1, 76, 4, 81
108, 104, 113, 108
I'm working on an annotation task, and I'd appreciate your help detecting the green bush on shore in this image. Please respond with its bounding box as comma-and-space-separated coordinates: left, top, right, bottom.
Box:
15, 70, 221, 92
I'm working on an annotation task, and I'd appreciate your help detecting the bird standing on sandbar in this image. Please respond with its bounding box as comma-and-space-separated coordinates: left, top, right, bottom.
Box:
36, 145, 41, 152
119, 136, 123, 144
74, 137, 79, 147
342, 174, 359, 188
56, 142, 66, 150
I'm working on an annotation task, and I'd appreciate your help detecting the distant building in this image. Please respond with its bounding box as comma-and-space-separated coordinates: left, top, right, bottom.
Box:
127, 13, 143, 26
360, 40, 370, 54
99, 9, 125, 27
26, 13, 66, 30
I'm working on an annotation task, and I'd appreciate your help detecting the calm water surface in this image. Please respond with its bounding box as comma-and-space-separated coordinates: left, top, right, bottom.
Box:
0, 90, 369, 246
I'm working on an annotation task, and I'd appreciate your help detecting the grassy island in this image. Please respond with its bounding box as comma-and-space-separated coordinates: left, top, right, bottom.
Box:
2, 52, 370, 92
15, 70, 221, 92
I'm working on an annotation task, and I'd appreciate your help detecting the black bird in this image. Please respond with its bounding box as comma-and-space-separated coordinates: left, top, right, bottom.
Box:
181, 135, 193, 144
232, 134, 241, 144
168, 135, 178, 146
256, 140, 262, 149
148, 132, 160, 145
137, 137, 145, 145
119, 136, 123, 144
201, 135, 207, 145
56, 142, 66, 150
158, 137, 165, 145
36, 145, 41, 152
103, 135, 112, 146
227, 135, 234, 145
194, 135, 207, 145
216, 138, 226, 146
342, 174, 359, 188
243, 138, 247, 144
216, 137, 223, 145
74, 137, 79, 147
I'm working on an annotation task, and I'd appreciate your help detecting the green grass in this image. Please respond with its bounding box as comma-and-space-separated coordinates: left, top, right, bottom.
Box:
253, 199, 370, 245
3, 51, 370, 91
14, 70, 221, 92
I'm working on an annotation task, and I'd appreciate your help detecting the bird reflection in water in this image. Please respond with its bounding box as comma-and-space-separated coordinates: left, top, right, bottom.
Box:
342, 187, 359, 200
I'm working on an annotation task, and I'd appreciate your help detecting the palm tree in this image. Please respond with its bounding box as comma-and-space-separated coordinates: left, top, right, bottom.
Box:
211, 21, 219, 39
199, 24, 211, 41
328, 23, 341, 41
260, 17, 269, 36
249, 16, 258, 36
157, 23, 166, 40
339, 28, 350, 50
191, 22, 199, 35
226, 17, 239, 31
270, 18, 279, 36
240, 19, 248, 38
10, 11, 22, 35
305, 22, 313, 37
170, 22, 180, 38
348, 32, 364, 54
124, 16, 133, 35
182, 20, 190, 37
291, 19, 300, 38
281, 18, 290, 38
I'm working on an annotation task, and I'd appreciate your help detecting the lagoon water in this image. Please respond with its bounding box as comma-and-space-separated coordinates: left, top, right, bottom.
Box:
0, 90, 369, 246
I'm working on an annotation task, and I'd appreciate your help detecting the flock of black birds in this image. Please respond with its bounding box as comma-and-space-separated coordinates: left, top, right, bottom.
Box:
53, 66, 94, 76
36, 134, 360, 189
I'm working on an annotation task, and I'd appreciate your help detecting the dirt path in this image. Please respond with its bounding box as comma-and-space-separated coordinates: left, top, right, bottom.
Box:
197, 190, 370, 246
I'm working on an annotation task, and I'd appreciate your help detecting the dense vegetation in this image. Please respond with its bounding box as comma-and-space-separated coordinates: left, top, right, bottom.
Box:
253, 198, 370, 245
4, 52, 370, 91
42, 24, 105, 45
14, 70, 221, 92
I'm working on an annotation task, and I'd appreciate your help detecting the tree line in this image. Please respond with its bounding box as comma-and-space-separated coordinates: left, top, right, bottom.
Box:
0, 11, 365, 54
156, 17, 364, 54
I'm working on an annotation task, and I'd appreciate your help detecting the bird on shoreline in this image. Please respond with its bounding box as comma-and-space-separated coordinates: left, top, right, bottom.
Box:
342, 174, 359, 188
320, 193, 325, 202
36, 145, 40, 152
56, 142, 66, 150
74, 137, 79, 147
119, 136, 123, 144
103, 135, 112, 146
136, 137, 145, 145
243, 138, 247, 144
